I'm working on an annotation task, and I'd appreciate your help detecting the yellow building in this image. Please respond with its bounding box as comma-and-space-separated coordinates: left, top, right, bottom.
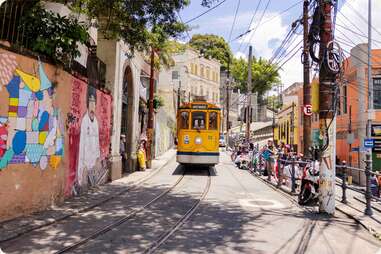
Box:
274, 103, 299, 152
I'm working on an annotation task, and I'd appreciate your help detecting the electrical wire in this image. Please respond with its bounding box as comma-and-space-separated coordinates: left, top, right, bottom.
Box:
344, 0, 381, 38
228, 0, 241, 42
242, 0, 272, 54
236, 0, 263, 52
177, 11, 192, 41
184, 0, 228, 24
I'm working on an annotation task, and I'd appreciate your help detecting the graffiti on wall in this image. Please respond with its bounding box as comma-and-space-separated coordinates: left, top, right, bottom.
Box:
66, 78, 111, 195
0, 53, 64, 170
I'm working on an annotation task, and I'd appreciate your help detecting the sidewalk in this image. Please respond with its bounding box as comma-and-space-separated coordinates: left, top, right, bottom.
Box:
0, 149, 176, 243
335, 179, 381, 240
249, 169, 381, 240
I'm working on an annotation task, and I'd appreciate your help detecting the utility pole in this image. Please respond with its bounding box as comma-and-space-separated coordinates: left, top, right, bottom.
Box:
318, 1, 336, 215
246, 46, 253, 142
226, 56, 231, 147
177, 80, 181, 110
365, 0, 373, 216
146, 48, 155, 168
348, 105, 352, 167
303, 0, 312, 156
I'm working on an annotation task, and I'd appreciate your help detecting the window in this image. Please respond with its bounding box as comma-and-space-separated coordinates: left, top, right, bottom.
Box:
191, 63, 195, 74
179, 111, 189, 129
200, 65, 205, 77
374, 78, 381, 109
192, 111, 206, 129
195, 64, 198, 75
206, 90, 210, 99
200, 86, 204, 96
206, 67, 210, 80
209, 112, 218, 130
343, 85, 348, 114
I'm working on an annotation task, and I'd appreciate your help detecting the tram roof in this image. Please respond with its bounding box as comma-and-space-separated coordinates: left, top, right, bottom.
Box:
179, 101, 221, 110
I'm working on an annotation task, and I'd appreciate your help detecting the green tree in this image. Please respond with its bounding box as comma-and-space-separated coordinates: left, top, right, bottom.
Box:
267, 95, 282, 110
71, 0, 189, 53
189, 34, 233, 69
231, 57, 280, 97
20, 3, 88, 66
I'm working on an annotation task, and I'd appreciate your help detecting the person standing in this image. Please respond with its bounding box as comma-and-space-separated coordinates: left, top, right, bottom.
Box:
120, 134, 127, 171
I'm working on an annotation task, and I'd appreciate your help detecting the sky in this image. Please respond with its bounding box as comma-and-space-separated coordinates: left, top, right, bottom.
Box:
179, 0, 381, 88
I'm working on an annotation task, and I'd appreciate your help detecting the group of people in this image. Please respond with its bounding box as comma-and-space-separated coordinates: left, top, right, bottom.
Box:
232, 139, 300, 181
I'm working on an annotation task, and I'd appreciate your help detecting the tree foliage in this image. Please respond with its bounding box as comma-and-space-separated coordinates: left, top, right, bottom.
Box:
189, 34, 233, 69
21, 3, 89, 66
231, 57, 280, 97
70, 0, 189, 52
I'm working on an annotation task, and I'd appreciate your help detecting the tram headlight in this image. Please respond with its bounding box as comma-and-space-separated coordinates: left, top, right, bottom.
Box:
195, 137, 202, 144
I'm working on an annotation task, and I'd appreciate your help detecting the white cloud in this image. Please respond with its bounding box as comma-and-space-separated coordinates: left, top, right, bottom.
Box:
234, 51, 247, 60
236, 12, 303, 87
233, 0, 381, 88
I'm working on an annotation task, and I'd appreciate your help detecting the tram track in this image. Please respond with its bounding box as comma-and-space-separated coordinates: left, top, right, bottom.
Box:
0, 156, 176, 246
55, 167, 211, 254
143, 167, 212, 254
53, 169, 187, 254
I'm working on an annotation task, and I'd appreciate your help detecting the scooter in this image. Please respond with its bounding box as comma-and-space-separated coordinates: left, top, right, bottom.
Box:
298, 160, 320, 205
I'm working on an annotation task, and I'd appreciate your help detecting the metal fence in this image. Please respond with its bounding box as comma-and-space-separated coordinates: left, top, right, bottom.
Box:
260, 156, 377, 216
0, 0, 35, 47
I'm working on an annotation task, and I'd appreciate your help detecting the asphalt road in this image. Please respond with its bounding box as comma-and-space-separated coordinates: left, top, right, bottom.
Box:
2, 151, 381, 254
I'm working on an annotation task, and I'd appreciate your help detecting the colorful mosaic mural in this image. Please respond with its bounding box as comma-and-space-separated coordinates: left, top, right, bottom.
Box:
0, 54, 64, 170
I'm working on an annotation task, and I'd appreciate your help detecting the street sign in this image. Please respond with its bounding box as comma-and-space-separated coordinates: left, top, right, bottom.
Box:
303, 105, 312, 116
352, 147, 359, 152
364, 138, 375, 148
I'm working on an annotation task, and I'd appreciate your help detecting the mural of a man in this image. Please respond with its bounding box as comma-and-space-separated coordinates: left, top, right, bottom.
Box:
77, 86, 100, 187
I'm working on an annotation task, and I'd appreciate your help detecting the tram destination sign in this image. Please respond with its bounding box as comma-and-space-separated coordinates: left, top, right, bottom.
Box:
192, 104, 208, 109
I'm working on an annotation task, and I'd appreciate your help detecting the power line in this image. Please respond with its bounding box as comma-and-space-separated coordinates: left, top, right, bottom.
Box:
184, 0, 228, 24
236, 0, 263, 52
335, 24, 381, 46
235, 0, 303, 47
274, 39, 303, 67
242, 0, 272, 54
344, 0, 381, 38
177, 12, 192, 41
228, 0, 241, 42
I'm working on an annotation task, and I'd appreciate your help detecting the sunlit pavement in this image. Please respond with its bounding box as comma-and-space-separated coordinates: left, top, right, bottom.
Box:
158, 151, 381, 254
1, 151, 380, 254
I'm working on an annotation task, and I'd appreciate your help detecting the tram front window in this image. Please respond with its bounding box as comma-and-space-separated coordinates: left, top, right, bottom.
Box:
192, 111, 206, 130
179, 111, 189, 129
209, 112, 218, 130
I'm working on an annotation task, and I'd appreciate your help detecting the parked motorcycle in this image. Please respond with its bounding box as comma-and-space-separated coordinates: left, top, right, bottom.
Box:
298, 160, 320, 205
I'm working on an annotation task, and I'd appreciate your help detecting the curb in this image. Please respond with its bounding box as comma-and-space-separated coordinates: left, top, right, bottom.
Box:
0, 152, 176, 243
335, 204, 381, 241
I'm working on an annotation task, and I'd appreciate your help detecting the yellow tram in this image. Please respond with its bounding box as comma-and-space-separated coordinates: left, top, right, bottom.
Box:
176, 100, 221, 166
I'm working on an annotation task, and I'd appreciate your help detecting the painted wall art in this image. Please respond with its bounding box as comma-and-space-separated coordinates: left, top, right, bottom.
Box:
0, 54, 64, 171
66, 78, 111, 196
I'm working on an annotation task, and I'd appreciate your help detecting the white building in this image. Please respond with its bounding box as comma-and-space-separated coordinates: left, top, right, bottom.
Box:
159, 49, 221, 106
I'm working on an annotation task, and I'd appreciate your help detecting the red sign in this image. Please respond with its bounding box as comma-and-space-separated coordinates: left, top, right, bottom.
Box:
303, 105, 312, 116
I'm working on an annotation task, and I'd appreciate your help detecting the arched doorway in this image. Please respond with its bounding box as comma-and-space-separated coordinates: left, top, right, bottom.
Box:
121, 66, 135, 173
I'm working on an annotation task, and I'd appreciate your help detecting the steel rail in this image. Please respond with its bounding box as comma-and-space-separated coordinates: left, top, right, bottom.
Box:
54, 170, 186, 254
144, 168, 212, 254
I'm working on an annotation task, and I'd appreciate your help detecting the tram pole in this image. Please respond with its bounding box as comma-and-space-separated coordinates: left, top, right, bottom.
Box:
146, 48, 155, 168
246, 46, 252, 142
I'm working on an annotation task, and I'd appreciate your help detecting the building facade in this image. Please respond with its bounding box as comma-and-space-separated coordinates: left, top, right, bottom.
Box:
274, 82, 303, 152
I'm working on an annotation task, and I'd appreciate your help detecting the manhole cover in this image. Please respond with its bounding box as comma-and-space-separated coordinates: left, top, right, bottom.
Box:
239, 199, 286, 209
